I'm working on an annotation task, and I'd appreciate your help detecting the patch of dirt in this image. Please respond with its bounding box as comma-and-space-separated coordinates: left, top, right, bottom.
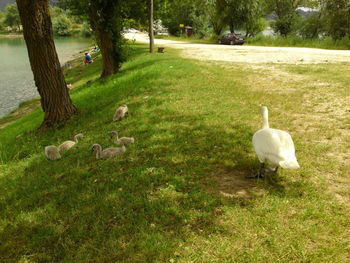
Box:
128, 33, 350, 64
245, 64, 308, 93
204, 170, 266, 199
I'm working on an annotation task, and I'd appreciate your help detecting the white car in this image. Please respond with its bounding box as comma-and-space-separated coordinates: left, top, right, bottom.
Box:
124, 28, 139, 33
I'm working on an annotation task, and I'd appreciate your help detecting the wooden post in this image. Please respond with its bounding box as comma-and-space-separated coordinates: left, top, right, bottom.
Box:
148, 0, 154, 53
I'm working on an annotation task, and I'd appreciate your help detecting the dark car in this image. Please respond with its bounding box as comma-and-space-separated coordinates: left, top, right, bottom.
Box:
218, 33, 244, 45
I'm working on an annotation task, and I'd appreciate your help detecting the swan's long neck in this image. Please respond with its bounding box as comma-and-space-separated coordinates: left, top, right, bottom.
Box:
261, 107, 269, 129
74, 136, 79, 143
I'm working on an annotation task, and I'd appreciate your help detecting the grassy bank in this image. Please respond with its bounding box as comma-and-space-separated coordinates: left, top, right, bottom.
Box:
246, 35, 350, 50
156, 34, 350, 50
0, 43, 349, 262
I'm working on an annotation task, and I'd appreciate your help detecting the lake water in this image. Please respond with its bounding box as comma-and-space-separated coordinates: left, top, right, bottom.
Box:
0, 37, 90, 118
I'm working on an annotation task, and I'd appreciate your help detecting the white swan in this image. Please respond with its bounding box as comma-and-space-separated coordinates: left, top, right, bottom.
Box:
110, 131, 134, 145
251, 106, 299, 178
91, 144, 126, 159
58, 133, 84, 151
113, 104, 128, 121
45, 145, 61, 161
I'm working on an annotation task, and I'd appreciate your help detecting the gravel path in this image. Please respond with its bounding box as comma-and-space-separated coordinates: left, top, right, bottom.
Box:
126, 33, 350, 64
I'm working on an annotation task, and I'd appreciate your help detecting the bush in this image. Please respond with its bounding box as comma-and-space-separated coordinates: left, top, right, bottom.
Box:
245, 18, 267, 37
52, 13, 72, 36
80, 22, 92, 38
245, 34, 350, 50
3, 3, 21, 32
300, 14, 324, 39
191, 14, 211, 38
0, 12, 4, 30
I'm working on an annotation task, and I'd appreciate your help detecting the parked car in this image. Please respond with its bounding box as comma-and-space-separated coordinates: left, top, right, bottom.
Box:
123, 28, 139, 33
218, 33, 244, 45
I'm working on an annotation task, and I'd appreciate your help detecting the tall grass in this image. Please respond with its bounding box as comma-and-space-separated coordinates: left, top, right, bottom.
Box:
246, 35, 350, 50
156, 34, 350, 50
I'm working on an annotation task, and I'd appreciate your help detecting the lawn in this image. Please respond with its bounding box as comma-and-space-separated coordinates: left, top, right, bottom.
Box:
0, 43, 349, 262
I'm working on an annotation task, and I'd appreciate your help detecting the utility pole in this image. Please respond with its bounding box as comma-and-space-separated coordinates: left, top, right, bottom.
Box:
148, 0, 154, 53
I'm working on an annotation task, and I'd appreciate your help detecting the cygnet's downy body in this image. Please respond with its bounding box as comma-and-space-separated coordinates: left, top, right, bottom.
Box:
91, 144, 126, 159
59, 133, 84, 151
45, 145, 61, 160
110, 131, 134, 146
113, 105, 128, 121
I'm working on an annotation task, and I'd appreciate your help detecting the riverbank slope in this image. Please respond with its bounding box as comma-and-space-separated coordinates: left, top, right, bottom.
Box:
0, 43, 349, 262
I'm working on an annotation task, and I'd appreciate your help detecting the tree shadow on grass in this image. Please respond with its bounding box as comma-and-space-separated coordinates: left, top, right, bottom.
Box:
0, 54, 296, 262
0, 104, 293, 262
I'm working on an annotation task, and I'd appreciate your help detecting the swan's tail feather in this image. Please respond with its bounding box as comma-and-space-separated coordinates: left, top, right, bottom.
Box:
279, 159, 300, 169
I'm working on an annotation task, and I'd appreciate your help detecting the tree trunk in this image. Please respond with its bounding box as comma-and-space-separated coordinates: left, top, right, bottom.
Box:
89, 3, 122, 78
229, 20, 235, 33
230, 25, 234, 33
98, 29, 119, 77
16, 0, 76, 128
148, 0, 154, 53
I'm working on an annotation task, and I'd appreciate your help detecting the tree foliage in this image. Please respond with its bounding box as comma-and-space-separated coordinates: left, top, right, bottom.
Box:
216, 0, 266, 36
51, 8, 72, 36
3, 3, 21, 31
265, 0, 305, 36
322, 0, 350, 40
0, 11, 5, 31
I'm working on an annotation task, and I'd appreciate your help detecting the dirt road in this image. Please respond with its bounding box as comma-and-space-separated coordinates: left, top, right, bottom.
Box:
126, 32, 350, 64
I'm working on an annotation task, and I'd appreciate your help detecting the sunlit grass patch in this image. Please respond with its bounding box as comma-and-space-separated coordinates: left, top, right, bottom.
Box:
0, 44, 349, 262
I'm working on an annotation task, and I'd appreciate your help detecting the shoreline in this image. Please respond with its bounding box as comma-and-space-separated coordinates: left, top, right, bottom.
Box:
0, 45, 94, 129
0, 33, 23, 38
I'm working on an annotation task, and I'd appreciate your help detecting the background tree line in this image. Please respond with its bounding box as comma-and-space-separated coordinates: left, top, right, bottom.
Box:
157, 0, 350, 41
3, 0, 350, 40
0, 3, 91, 37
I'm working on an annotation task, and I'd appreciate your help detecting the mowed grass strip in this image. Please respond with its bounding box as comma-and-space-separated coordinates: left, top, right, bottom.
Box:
0, 44, 349, 262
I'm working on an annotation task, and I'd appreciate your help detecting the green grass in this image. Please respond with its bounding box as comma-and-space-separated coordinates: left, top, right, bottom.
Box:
0, 43, 349, 262
246, 35, 350, 50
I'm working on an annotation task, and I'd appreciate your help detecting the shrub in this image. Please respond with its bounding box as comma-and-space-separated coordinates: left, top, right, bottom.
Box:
80, 22, 92, 38
300, 14, 324, 39
52, 14, 72, 36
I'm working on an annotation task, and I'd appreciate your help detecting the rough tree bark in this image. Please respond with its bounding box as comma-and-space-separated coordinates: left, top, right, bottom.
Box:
148, 0, 154, 53
88, 2, 122, 77
16, 0, 76, 128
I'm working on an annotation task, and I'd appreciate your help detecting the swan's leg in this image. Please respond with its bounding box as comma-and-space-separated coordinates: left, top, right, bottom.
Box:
247, 163, 265, 179
258, 163, 265, 178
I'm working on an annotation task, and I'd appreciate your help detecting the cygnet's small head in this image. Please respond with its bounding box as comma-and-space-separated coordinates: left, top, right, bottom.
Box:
75, 133, 84, 140
110, 131, 118, 138
91, 144, 101, 152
